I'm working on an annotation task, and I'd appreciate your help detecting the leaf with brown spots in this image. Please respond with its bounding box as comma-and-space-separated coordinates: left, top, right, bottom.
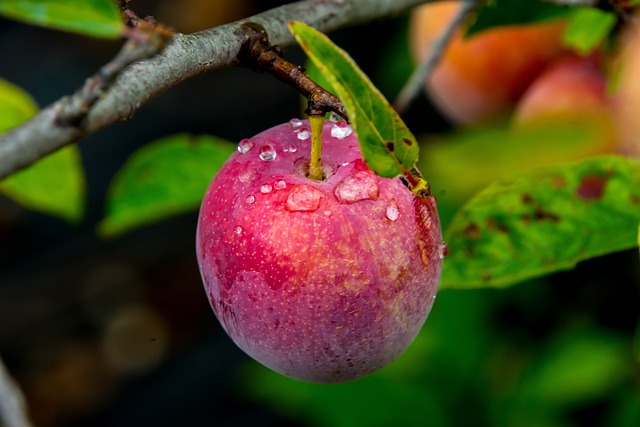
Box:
441, 156, 640, 289
289, 22, 420, 181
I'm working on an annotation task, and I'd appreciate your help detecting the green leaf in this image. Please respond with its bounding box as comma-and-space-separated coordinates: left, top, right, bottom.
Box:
99, 133, 236, 237
0, 79, 85, 223
0, 78, 37, 132
519, 331, 629, 406
442, 156, 640, 288
0, 147, 85, 223
466, 0, 569, 37
563, 8, 616, 55
418, 120, 615, 230
289, 21, 421, 183
0, 0, 122, 39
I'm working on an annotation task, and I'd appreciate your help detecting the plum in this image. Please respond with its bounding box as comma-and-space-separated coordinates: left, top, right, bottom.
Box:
196, 119, 443, 383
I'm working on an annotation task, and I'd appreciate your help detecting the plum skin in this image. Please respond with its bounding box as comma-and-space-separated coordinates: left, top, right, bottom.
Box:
196, 120, 443, 383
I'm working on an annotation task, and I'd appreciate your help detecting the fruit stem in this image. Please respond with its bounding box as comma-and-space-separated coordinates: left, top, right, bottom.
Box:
308, 115, 324, 181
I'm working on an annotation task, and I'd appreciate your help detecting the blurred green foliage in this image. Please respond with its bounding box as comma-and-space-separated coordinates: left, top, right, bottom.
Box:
99, 133, 235, 237
0, 0, 122, 38
0, 78, 85, 223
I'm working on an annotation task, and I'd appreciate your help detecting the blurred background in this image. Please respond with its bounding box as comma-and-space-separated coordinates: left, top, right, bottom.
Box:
1, 1, 639, 426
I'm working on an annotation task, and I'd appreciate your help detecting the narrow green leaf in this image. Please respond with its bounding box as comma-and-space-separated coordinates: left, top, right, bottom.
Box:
289, 21, 420, 181
563, 8, 616, 55
442, 156, 640, 288
0, 0, 122, 39
99, 134, 236, 237
466, 0, 569, 37
0, 79, 85, 223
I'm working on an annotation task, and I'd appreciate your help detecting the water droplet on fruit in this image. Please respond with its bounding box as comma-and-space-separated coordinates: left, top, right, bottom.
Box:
288, 145, 297, 153
259, 145, 276, 161
385, 200, 399, 221
274, 180, 287, 190
238, 169, 255, 183
237, 138, 253, 154
245, 195, 255, 204
297, 130, 311, 140
334, 169, 379, 204
285, 184, 323, 212
341, 161, 350, 167
438, 241, 449, 259
234, 225, 243, 235
331, 122, 352, 139
324, 210, 332, 217
289, 118, 303, 129
261, 184, 273, 194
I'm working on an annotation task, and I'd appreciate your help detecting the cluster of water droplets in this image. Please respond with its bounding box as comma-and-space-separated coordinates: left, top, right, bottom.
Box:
283, 145, 297, 153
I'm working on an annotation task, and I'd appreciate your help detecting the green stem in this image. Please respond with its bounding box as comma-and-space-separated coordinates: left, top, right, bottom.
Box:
308, 115, 325, 180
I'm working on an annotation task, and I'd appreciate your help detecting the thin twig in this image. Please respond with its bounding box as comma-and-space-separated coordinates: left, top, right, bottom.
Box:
394, 0, 478, 115
237, 22, 348, 121
0, 356, 33, 427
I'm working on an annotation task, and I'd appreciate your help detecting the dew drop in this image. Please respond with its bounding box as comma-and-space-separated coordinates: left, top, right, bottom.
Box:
285, 184, 323, 212
261, 184, 273, 194
331, 121, 353, 139
237, 138, 253, 154
341, 161, 350, 167
297, 130, 311, 140
324, 210, 332, 217
288, 145, 297, 153
238, 169, 255, 183
259, 145, 277, 161
385, 200, 399, 221
245, 195, 255, 204
234, 225, 243, 235
334, 169, 379, 204
274, 180, 287, 190
289, 118, 303, 129
438, 241, 449, 259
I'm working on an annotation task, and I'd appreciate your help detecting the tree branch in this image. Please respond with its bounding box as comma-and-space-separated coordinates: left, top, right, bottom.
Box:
394, 0, 478, 114
0, 0, 429, 180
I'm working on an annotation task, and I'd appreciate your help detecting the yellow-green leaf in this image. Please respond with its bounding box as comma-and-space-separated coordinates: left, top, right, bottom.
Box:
99, 134, 236, 237
289, 21, 420, 181
563, 8, 616, 55
0, 0, 122, 39
0, 79, 85, 223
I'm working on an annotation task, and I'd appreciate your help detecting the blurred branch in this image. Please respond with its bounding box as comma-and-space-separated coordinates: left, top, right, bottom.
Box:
0, 0, 430, 180
394, 0, 478, 114
0, 356, 32, 427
